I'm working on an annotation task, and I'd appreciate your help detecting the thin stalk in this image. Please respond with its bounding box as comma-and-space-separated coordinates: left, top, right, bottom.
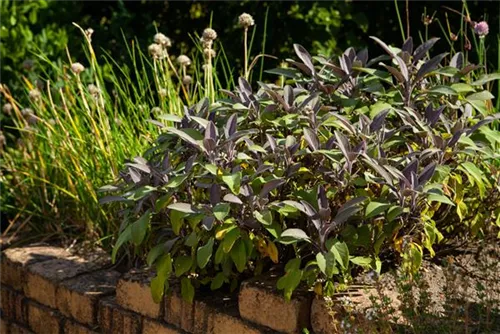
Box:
244, 27, 249, 79
394, 0, 406, 42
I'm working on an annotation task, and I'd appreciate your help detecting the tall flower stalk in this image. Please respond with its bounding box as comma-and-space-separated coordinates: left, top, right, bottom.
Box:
239, 13, 255, 80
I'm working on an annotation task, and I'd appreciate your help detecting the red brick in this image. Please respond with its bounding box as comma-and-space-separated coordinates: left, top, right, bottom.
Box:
238, 274, 313, 333
1, 246, 70, 291
116, 268, 162, 319
98, 296, 141, 334
0, 286, 28, 323
56, 269, 120, 326
27, 301, 62, 334
142, 318, 181, 334
63, 320, 99, 334
25, 256, 102, 308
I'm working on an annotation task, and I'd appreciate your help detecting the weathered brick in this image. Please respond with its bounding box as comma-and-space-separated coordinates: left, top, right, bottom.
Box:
0, 317, 10, 334
116, 268, 162, 319
142, 318, 182, 334
1, 246, 70, 291
98, 296, 142, 334
27, 301, 62, 334
56, 269, 120, 326
9, 322, 34, 334
310, 298, 337, 334
238, 275, 313, 333
210, 311, 264, 334
163, 287, 194, 332
0, 286, 28, 323
25, 256, 102, 308
63, 320, 99, 334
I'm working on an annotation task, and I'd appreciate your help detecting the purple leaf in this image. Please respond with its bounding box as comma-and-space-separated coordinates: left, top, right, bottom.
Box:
370, 109, 389, 133
225, 114, 238, 139
418, 162, 437, 186
260, 179, 285, 198
210, 184, 221, 206
416, 53, 448, 81
413, 38, 440, 63
293, 44, 315, 75
303, 128, 319, 151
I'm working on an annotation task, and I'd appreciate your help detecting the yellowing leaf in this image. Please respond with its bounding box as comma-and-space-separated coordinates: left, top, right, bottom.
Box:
267, 241, 279, 263
313, 282, 323, 296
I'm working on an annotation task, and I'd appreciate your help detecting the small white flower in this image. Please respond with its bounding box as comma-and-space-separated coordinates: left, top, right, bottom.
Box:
202, 28, 217, 41
239, 13, 255, 28
154, 33, 171, 47
200, 37, 213, 49
148, 43, 163, 59
88, 84, 100, 96
71, 62, 85, 74
151, 107, 162, 114
29, 89, 41, 101
159, 88, 167, 97
2, 103, 13, 115
176, 55, 191, 67
204, 48, 216, 58
182, 75, 192, 85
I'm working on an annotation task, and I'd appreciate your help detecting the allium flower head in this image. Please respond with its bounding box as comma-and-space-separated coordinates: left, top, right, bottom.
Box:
154, 33, 171, 47
200, 38, 213, 49
204, 48, 216, 58
71, 62, 85, 74
159, 88, 167, 97
148, 43, 163, 59
474, 21, 489, 37
21, 108, 33, 118
202, 28, 217, 41
176, 55, 191, 66
239, 13, 255, 28
2, 103, 13, 115
29, 89, 41, 101
88, 84, 100, 96
182, 75, 192, 85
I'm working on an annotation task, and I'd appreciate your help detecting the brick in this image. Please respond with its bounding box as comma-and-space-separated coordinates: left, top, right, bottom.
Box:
0, 286, 28, 323
238, 275, 313, 333
64, 320, 99, 334
142, 318, 182, 334
98, 296, 141, 334
0, 317, 10, 334
310, 298, 337, 334
9, 322, 34, 334
116, 268, 162, 319
27, 301, 62, 334
25, 256, 102, 308
56, 269, 120, 326
163, 287, 194, 332
210, 311, 264, 334
1, 246, 70, 291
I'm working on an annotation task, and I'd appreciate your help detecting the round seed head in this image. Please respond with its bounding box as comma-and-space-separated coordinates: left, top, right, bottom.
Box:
29, 89, 41, 101
71, 62, 85, 74
159, 88, 167, 97
200, 37, 213, 49
238, 13, 255, 28
151, 107, 162, 114
88, 84, 100, 96
204, 48, 216, 58
26, 114, 39, 125
182, 75, 192, 85
202, 28, 217, 41
21, 108, 33, 117
114, 117, 123, 127
148, 43, 163, 59
176, 55, 191, 66
2, 103, 13, 115
154, 33, 172, 47
474, 21, 489, 37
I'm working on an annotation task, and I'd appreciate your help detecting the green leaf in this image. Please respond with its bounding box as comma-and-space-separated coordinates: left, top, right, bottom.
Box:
471, 73, 500, 86
213, 203, 230, 221
254, 210, 273, 226
387, 205, 404, 222
174, 256, 193, 277
168, 203, 197, 213
150, 275, 168, 304
210, 272, 226, 290
156, 253, 173, 277
466, 90, 495, 101
166, 127, 205, 152
450, 83, 475, 93
147, 244, 165, 266
365, 201, 391, 219
330, 241, 349, 270
279, 228, 310, 244
184, 231, 199, 247
166, 174, 189, 188
111, 224, 132, 263
428, 194, 455, 206
429, 85, 457, 96
222, 172, 242, 194
204, 164, 218, 175
458, 161, 488, 198
222, 227, 241, 253
170, 210, 186, 235
181, 277, 195, 303
316, 252, 338, 278
197, 238, 214, 269
230, 239, 247, 273
157, 114, 183, 122
350, 256, 372, 267
277, 269, 302, 301
131, 210, 151, 246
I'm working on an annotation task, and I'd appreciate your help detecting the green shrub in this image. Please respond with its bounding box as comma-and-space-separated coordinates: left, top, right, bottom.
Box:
104, 35, 500, 303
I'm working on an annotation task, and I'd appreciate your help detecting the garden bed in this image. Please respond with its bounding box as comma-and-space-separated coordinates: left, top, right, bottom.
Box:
1, 242, 499, 334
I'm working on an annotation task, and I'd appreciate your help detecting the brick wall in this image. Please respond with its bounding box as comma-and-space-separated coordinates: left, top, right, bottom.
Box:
0, 244, 369, 334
